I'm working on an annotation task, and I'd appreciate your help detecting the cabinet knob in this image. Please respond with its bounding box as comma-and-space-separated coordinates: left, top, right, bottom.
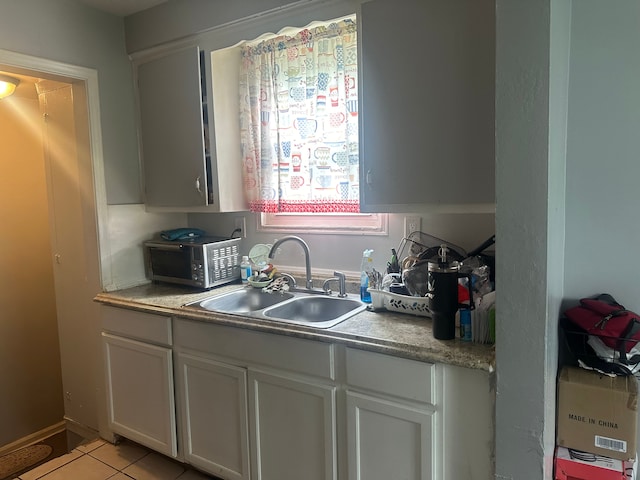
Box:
366, 170, 374, 187
195, 175, 203, 195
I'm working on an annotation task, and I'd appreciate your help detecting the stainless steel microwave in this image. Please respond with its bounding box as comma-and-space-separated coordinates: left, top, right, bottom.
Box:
144, 236, 241, 289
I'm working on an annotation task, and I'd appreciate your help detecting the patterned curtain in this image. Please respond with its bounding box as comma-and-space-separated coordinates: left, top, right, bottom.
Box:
239, 18, 359, 213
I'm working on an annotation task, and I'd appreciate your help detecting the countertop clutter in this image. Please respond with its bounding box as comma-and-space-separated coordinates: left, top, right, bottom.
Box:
94, 282, 495, 371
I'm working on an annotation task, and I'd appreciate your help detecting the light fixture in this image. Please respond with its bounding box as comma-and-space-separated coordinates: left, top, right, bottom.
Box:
0, 74, 19, 99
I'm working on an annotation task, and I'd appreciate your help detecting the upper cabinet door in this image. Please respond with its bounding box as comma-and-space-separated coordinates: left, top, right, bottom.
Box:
137, 45, 207, 208
358, 0, 495, 212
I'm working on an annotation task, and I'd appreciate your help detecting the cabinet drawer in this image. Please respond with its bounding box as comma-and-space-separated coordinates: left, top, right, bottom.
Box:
346, 348, 434, 404
102, 306, 172, 346
174, 319, 334, 380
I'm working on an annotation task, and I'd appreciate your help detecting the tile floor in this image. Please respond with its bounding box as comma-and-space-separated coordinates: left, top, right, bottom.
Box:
12, 438, 219, 480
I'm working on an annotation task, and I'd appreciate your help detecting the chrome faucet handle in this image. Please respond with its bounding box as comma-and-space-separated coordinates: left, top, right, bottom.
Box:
322, 271, 347, 297
322, 277, 337, 296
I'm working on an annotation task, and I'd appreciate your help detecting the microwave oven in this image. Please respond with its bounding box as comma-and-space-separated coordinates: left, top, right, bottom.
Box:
144, 236, 242, 289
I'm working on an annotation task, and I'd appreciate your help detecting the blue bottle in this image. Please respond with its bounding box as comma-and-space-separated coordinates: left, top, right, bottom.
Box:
360, 249, 374, 303
460, 308, 472, 341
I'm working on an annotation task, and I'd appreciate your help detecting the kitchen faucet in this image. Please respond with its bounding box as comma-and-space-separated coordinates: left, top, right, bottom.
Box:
268, 235, 315, 291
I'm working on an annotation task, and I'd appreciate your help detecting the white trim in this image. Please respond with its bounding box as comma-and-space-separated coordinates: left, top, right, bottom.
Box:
258, 212, 388, 236
0, 48, 111, 290
0, 421, 66, 456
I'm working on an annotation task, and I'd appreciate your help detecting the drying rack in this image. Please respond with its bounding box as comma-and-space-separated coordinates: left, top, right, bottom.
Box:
396, 231, 467, 266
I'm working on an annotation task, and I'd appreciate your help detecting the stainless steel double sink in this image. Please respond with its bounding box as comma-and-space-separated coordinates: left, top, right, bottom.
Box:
183, 286, 367, 329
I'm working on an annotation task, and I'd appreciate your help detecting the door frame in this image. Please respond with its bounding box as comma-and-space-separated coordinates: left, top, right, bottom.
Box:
0, 48, 111, 438
0, 48, 111, 288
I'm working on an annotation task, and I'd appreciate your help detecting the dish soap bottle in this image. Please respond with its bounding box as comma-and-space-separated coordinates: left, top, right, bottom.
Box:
240, 256, 252, 284
360, 249, 374, 303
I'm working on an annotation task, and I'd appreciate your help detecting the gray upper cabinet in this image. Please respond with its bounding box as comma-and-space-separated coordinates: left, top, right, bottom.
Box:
137, 46, 206, 208
358, 0, 495, 212
136, 45, 246, 211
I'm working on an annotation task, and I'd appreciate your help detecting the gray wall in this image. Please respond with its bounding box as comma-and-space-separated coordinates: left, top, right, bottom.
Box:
124, 0, 314, 53
16, 0, 640, 476
0, 0, 140, 204
497, 0, 640, 478
564, 1, 640, 308
495, 0, 563, 477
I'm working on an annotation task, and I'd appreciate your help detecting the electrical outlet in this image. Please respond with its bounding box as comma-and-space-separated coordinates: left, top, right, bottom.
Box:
234, 216, 247, 238
404, 215, 421, 238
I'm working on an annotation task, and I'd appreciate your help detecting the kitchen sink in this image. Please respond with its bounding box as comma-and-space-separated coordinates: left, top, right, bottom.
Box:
184, 287, 366, 329
263, 296, 367, 328
196, 288, 294, 313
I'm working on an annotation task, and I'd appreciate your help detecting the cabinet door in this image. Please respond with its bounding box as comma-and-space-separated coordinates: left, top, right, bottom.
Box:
176, 352, 250, 480
102, 333, 177, 457
346, 391, 434, 480
248, 370, 337, 480
137, 45, 207, 208
358, 0, 495, 211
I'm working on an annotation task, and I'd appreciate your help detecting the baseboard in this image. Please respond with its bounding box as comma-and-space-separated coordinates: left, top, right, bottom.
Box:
63, 417, 100, 443
0, 421, 66, 457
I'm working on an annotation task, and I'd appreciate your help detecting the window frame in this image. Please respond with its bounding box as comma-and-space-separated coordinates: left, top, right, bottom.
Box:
257, 211, 388, 236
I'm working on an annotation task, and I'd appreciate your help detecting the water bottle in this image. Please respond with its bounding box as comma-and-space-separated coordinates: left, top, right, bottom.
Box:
240, 256, 251, 284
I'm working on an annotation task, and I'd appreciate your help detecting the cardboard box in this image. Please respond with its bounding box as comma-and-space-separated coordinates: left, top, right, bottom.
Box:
554, 446, 632, 480
557, 366, 638, 461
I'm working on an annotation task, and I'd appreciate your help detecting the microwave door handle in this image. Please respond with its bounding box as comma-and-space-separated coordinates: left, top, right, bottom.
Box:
150, 245, 184, 251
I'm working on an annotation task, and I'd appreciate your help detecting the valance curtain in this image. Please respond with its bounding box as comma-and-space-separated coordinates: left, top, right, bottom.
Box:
239, 18, 359, 213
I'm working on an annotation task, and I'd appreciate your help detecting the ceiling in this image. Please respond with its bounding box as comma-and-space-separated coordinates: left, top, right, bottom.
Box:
76, 0, 169, 17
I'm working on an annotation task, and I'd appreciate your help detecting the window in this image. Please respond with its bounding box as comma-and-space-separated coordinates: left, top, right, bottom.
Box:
211, 15, 386, 234
239, 16, 359, 214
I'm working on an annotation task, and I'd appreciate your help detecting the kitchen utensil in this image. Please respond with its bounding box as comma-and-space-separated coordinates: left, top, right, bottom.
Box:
401, 260, 429, 297
247, 275, 273, 288
248, 243, 272, 270
386, 248, 400, 274
465, 234, 495, 258
427, 245, 474, 340
462, 234, 496, 284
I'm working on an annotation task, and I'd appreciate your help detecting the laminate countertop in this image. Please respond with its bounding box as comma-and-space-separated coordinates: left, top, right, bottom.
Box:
94, 282, 495, 371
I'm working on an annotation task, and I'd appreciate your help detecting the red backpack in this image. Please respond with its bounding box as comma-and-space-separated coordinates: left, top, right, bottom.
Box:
564, 294, 640, 368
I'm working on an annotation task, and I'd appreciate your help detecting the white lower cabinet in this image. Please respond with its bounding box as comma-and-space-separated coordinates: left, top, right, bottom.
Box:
101, 307, 177, 457
248, 370, 337, 480
173, 318, 337, 480
176, 352, 250, 480
345, 347, 438, 480
346, 392, 434, 480
102, 312, 491, 480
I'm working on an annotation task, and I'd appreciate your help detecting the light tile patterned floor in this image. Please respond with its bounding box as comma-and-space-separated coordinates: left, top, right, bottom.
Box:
13, 438, 218, 480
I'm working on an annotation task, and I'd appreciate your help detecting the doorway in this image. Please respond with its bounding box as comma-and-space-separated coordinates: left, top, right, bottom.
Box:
0, 50, 109, 449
